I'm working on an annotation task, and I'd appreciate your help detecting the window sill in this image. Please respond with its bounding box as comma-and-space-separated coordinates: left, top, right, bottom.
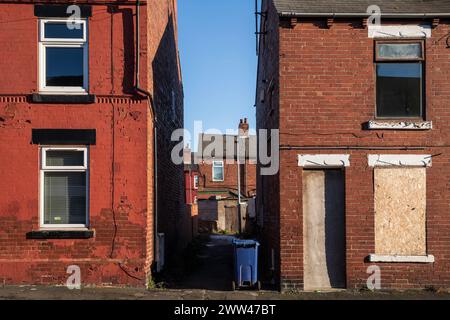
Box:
31, 93, 96, 104
368, 254, 434, 263
26, 230, 94, 240
367, 120, 432, 130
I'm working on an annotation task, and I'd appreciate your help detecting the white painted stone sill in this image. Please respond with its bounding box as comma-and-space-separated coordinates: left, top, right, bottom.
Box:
369, 254, 435, 263
368, 120, 432, 130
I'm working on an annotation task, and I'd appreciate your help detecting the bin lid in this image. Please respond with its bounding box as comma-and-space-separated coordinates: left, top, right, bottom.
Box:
233, 239, 260, 247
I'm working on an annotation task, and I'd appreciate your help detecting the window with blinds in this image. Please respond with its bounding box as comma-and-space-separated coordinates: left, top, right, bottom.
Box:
40, 147, 88, 228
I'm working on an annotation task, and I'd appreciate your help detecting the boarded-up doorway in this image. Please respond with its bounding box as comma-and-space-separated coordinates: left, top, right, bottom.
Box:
303, 170, 346, 291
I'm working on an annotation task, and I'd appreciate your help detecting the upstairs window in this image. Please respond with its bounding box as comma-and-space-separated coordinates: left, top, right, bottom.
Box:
39, 19, 88, 93
212, 161, 224, 182
40, 147, 89, 228
375, 41, 424, 118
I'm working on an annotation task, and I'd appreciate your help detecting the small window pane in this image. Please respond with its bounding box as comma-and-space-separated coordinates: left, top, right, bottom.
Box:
377, 63, 422, 118
377, 43, 422, 60
194, 175, 199, 188
213, 166, 224, 181
46, 47, 84, 87
46, 150, 84, 167
44, 22, 84, 39
44, 172, 86, 225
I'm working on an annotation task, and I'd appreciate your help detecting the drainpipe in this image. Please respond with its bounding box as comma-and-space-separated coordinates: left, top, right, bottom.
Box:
236, 137, 241, 233
237, 138, 245, 206
135, 0, 159, 271
135, 0, 151, 97
236, 135, 247, 233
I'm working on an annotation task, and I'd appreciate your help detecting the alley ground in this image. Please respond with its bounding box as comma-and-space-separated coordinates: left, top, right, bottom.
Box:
1, 235, 450, 300
170, 235, 235, 291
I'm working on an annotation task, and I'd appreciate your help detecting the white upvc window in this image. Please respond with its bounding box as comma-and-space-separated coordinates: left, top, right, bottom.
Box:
193, 175, 199, 189
38, 19, 88, 94
40, 147, 89, 229
212, 161, 224, 182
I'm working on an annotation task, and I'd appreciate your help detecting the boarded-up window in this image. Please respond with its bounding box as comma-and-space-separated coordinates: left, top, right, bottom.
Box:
374, 168, 426, 255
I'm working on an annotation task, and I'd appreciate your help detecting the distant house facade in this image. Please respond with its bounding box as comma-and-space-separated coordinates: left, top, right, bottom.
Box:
187, 119, 257, 233
0, 1, 184, 287
256, 0, 450, 291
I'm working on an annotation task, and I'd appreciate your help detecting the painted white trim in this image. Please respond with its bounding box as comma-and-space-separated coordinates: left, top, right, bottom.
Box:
368, 154, 432, 167
298, 154, 350, 168
369, 254, 434, 263
368, 120, 432, 130
40, 146, 89, 229
369, 24, 432, 38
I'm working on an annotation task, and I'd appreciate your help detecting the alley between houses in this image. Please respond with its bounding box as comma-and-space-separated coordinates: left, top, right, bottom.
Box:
172, 235, 235, 291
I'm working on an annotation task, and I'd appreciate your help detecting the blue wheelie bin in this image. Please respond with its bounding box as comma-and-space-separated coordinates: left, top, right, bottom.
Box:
232, 239, 261, 290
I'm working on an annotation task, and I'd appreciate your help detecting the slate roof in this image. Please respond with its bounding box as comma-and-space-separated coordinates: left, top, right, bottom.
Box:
273, 0, 450, 16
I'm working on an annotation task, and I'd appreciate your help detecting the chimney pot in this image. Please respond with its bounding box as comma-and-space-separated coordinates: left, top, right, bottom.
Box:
238, 118, 249, 137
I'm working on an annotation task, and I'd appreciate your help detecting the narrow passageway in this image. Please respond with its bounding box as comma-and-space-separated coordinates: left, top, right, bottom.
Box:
176, 235, 235, 291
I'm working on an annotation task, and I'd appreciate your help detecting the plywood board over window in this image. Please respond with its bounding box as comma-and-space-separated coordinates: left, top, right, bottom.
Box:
374, 168, 426, 256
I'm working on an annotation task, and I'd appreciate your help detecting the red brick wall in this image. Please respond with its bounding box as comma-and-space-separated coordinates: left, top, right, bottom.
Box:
184, 170, 198, 205
197, 160, 256, 199
258, 0, 450, 291
0, 1, 183, 287
148, 0, 185, 263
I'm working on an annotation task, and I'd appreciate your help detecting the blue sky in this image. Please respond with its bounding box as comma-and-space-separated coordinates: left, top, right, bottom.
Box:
178, 0, 258, 150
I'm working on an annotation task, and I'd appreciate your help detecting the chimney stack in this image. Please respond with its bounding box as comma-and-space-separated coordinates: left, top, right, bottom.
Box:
183, 145, 192, 164
238, 118, 249, 137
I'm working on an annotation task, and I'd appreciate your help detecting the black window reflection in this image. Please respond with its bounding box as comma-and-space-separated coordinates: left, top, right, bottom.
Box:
376, 63, 422, 118
46, 47, 84, 87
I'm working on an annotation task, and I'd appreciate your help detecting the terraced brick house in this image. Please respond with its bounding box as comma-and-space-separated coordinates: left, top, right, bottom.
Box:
0, 0, 184, 287
193, 119, 257, 233
256, 0, 450, 291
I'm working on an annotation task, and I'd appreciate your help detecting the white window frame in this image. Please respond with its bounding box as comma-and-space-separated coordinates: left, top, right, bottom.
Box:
38, 19, 89, 94
193, 175, 199, 189
212, 160, 224, 182
40, 146, 89, 229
